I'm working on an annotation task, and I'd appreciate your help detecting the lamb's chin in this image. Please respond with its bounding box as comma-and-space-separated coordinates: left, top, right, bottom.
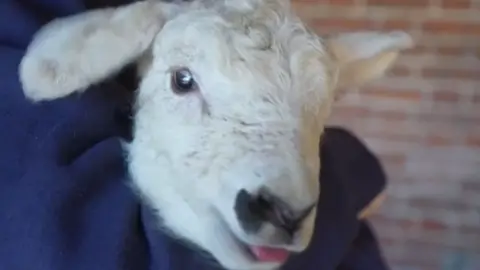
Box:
184, 214, 279, 270
204, 230, 282, 270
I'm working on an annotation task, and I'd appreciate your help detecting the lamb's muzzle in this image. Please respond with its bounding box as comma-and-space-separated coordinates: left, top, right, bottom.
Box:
234, 187, 316, 262
18, 0, 414, 269
235, 188, 315, 236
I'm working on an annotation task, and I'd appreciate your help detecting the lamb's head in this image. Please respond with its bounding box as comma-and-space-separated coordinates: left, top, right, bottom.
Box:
19, 1, 413, 269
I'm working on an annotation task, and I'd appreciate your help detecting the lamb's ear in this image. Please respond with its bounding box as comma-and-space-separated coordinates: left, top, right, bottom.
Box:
19, 1, 175, 102
325, 31, 414, 90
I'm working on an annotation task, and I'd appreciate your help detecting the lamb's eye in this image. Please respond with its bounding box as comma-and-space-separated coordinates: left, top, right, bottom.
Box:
171, 68, 196, 94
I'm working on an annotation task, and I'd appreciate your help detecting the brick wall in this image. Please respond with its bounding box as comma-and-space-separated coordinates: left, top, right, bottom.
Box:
292, 1, 480, 269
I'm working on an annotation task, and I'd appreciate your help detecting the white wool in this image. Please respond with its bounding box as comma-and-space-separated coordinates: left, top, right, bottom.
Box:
18, 1, 413, 269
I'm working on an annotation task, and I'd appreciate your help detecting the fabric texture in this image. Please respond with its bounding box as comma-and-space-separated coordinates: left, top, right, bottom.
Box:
0, 1, 388, 269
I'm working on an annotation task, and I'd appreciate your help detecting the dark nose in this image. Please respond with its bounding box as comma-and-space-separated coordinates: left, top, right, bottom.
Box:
234, 188, 315, 236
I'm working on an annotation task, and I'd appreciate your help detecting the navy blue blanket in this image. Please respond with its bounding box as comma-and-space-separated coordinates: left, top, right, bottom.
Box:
0, 1, 389, 269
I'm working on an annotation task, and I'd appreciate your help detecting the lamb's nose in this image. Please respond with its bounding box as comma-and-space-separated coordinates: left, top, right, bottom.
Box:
234, 188, 314, 236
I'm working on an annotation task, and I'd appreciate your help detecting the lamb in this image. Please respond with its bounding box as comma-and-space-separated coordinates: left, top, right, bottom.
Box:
18, 0, 413, 269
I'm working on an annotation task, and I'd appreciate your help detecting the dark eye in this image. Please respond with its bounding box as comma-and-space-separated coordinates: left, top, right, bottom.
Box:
171, 68, 196, 94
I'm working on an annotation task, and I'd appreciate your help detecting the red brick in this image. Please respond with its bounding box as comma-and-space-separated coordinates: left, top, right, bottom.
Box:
362, 131, 423, 143
425, 135, 453, 146
334, 106, 370, 118
474, 93, 480, 104
362, 87, 422, 101
420, 219, 448, 231
373, 110, 408, 121
389, 66, 411, 77
379, 153, 407, 164
293, 0, 325, 2
441, 0, 472, 9
404, 46, 429, 55
367, 0, 429, 7
422, 20, 480, 35
334, 106, 410, 121
404, 46, 469, 56
436, 47, 470, 56
328, 0, 356, 4
370, 215, 416, 230
388, 260, 439, 270
422, 68, 480, 80
395, 234, 480, 253
386, 241, 448, 268
312, 18, 376, 31
432, 90, 460, 102
294, 0, 351, 3
409, 198, 472, 212
381, 20, 412, 31
465, 135, 480, 147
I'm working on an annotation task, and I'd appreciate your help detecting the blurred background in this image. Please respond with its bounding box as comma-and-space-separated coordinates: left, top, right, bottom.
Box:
292, 0, 480, 269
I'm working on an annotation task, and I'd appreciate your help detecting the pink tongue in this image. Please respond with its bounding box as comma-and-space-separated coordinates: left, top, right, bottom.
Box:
249, 246, 290, 262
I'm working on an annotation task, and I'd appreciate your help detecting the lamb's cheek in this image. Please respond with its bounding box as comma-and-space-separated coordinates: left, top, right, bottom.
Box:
171, 93, 204, 123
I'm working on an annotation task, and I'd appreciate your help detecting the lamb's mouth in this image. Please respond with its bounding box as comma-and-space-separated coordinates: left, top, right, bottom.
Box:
225, 225, 291, 264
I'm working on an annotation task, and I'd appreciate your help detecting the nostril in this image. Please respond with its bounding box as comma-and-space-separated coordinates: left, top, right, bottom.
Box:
255, 190, 295, 233
234, 189, 264, 233
234, 189, 315, 235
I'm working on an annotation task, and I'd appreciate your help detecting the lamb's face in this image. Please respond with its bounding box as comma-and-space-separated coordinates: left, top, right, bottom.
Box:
129, 10, 330, 270
18, 1, 413, 269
